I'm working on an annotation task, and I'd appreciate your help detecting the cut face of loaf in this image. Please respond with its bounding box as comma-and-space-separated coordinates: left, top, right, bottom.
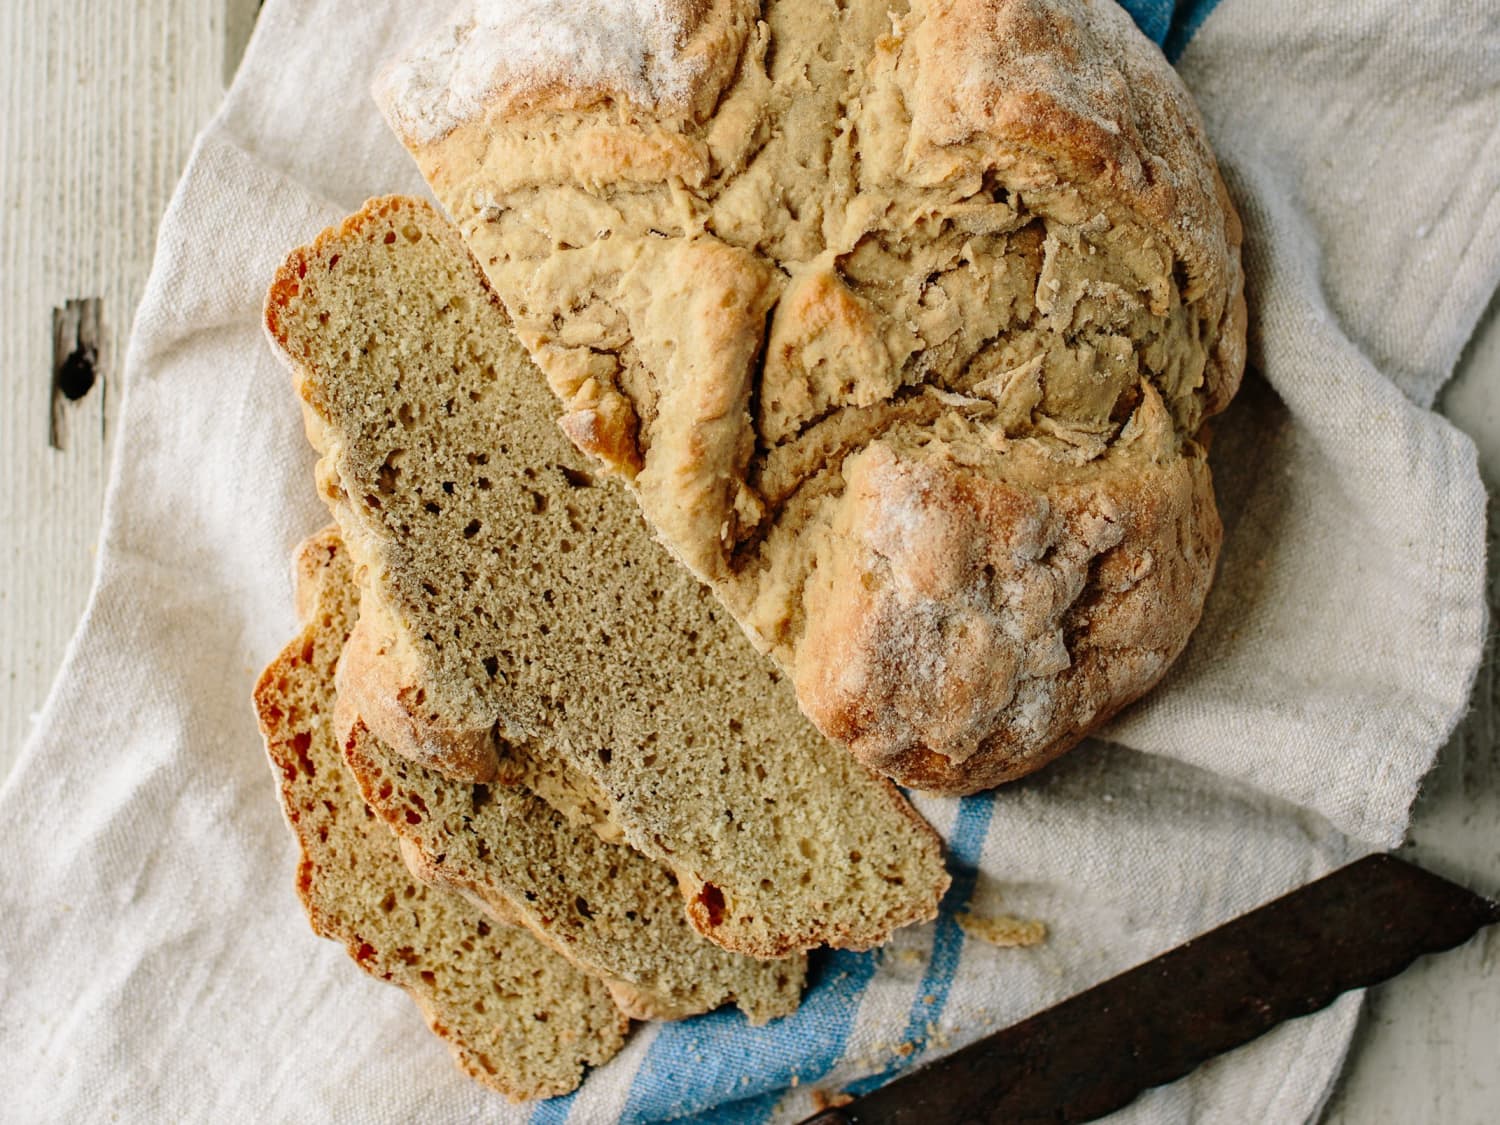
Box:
252, 528, 627, 1102
264, 196, 949, 957
375, 0, 1247, 792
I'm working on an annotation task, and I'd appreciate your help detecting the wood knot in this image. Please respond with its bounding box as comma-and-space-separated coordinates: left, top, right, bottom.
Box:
50, 297, 104, 451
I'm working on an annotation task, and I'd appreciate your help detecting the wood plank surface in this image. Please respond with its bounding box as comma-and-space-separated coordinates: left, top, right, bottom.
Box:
0, 3, 1494, 1121
0, 0, 260, 762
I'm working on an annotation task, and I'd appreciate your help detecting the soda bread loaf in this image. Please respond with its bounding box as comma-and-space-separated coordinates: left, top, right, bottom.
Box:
264, 196, 948, 958
252, 528, 627, 1101
375, 0, 1247, 792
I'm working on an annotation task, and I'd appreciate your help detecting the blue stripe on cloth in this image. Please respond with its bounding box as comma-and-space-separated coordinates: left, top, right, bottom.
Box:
1161, 0, 1223, 63
620, 796, 994, 1123
529, 1090, 577, 1125
617, 947, 883, 1124
670, 1085, 784, 1125
844, 794, 996, 1099
1117, 0, 1173, 45
1115, 0, 1225, 61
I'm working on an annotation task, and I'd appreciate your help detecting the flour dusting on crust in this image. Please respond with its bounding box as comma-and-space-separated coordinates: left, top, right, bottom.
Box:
377, 0, 702, 143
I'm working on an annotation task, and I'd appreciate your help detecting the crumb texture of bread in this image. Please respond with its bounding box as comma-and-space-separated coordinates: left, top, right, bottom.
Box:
264, 196, 949, 957
336, 676, 806, 1024
310, 525, 803, 1023
378, 0, 1247, 791
251, 527, 627, 1102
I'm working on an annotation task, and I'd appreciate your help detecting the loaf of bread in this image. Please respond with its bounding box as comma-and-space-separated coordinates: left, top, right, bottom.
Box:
264, 196, 948, 958
252, 528, 626, 1101
376, 0, 1246, 792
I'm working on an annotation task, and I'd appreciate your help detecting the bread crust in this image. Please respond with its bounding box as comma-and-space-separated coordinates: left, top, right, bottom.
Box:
336, 598, 502, 782
798, 423, 1220, 790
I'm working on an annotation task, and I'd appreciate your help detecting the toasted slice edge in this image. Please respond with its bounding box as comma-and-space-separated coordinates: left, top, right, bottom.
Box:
264, 196, 951, 957
253, 527, 627, 1101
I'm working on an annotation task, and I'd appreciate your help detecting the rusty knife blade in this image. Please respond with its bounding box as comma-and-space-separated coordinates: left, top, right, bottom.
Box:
800, 854, 1497, 1125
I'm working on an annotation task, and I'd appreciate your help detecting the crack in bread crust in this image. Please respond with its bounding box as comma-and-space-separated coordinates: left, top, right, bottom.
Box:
378, 0, 1247, 791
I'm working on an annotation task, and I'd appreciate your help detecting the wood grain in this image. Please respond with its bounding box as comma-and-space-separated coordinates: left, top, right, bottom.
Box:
0, 0, 261, 765
0, 3, 1494, 1120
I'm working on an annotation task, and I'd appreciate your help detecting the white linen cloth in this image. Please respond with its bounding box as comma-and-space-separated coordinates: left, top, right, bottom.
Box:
0, 2, 1492, 1122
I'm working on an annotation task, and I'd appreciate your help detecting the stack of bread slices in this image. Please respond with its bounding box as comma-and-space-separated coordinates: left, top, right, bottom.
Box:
254, 196, 951, 1100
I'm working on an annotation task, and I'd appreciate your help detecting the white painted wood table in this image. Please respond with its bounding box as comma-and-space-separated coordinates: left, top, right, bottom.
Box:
0, 3, 1494, 1121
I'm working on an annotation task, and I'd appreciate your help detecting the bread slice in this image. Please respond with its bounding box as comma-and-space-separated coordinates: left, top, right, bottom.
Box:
301, 527, 802, 1024
264, 196, 949, 957
252, 527, 627, 1101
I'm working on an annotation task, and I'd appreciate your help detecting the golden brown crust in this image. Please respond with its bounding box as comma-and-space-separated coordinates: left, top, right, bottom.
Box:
794, 395, 1221, 793
336, 602, 502, 782
900, 0, 1236, 316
